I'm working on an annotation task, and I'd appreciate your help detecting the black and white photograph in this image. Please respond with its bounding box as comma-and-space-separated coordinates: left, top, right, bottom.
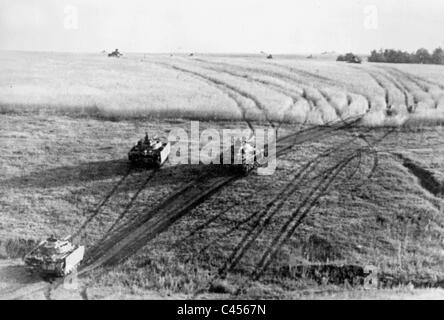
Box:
0, 0, 444, 303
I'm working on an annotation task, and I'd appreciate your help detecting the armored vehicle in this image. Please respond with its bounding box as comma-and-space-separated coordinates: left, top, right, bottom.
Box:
128, 133, 171, 168
24, 236, 84, 277
219, 137, 258, 175
108, 49, 122, 58
347, 54, 362, 64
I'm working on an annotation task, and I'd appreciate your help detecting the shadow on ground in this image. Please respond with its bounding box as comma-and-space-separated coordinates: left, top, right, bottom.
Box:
2, 158, 231, 191
2, 159, 130, 189
0, 262, 42, 286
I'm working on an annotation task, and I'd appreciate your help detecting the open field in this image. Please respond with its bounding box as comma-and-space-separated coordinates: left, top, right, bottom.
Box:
1, 52, 444, 299
2, 52, 444, 126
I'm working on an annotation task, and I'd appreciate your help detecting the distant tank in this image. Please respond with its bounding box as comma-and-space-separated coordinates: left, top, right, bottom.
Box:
24, 236, 84, 277
348, 56, 362, 64
260, 51, 273, 60
338, 53, 362, 64
108, 48, 122, 58
128, 133, 171, 168
219, 137, 258, 175
346, 54, 362, 64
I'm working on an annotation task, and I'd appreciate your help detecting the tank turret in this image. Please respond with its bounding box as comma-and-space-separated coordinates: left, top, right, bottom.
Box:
23, 236, 85, 277
128, 133, 171, 168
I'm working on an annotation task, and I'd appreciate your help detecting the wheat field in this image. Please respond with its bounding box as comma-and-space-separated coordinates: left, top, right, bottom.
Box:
2, 51, 444, 127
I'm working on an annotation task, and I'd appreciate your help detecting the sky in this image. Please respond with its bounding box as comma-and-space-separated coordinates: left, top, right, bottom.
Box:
0, 0, 443, 54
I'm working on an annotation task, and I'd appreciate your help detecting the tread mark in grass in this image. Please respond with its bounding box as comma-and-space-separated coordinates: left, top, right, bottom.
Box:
151, 61, 254, 131
73, 166, 132, 241
217, 137, 361, 276
190, 62, 304, 133
253, 129, 395, 278
253, 154, 358, 279
264, 61, 372, 113
381, 66, 443, 109
98, 169, 158, 243
156, 62, 274, 129
192, 58, 361, 124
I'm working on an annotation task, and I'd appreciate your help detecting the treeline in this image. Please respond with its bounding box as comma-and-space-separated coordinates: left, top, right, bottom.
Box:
368, 48, 444, 65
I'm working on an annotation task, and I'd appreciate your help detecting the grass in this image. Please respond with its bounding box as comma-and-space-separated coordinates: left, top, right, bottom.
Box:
5, 114, 443, 296
1, 114, 444, 299
87, 126, 444, 297
1, 52, 444, 299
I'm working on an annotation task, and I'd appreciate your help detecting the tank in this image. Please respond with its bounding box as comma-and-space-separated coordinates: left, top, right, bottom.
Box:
23, 236, 85, 277
128, 133, 171, 168
219, 138, 258, 175
347, 55, 362, 64
108, 49, 122, 58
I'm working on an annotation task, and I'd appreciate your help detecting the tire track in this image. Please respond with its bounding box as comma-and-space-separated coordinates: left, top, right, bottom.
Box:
195, 57, 373, 114
253, 129, 395, 278
259, 61, 370, 121
381, 66, 443, 109
407, 73, 444, 91
377, 66, 428, 111
364, 69, 391, 108
97, 169, 158, 242
72, 166, 132, 241
81, 174, 240, 272
177, 203, 240, 243
3, 115, 365, 300
217, 160, 322, 276
190, 58, 346, 122
188, 61, 305, 134
253, 152, 358, 279
384, 67, 436, 91
318, 88, 345, 121
275, 115, 363, 158
156, 61, 255, 132
214, 129, 391, 284
217, 135, 368, 276
376, 68, 414, 111
263, 60, 336, 84
194, 136, 359, 261
81, 115, 365, 273
155, 61, 274, 130
81, 177, 202, 266
262, 60, 372, 112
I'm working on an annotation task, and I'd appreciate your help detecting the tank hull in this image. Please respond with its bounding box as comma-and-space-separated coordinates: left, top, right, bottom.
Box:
128, 142, 170, 168
217, 144, 257, 175
24, 244, 85, 277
